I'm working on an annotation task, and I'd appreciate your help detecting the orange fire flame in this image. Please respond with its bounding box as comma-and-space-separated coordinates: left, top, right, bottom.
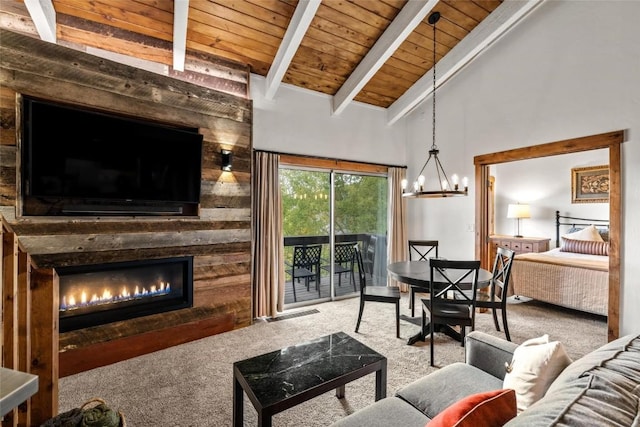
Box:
60, 281, 171, 311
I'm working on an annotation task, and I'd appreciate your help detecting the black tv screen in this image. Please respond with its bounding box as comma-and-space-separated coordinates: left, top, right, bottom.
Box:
22, 97, 203, 216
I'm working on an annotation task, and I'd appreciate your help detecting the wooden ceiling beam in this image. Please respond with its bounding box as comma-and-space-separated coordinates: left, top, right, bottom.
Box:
332, 0, 438, 116
387, 0, 545, 125
265, 0, 320, 100
24, 0, 56, 43
173, 0, 189, 71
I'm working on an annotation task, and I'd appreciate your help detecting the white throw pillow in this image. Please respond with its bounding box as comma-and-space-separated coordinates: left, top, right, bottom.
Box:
562, 225, 604, 242
503, 334, 572, 413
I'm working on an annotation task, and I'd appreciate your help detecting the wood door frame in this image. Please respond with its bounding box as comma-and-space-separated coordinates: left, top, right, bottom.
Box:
474, 130, 624, 341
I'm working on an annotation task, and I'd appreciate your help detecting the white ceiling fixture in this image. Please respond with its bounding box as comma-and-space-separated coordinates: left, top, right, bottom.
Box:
387, 0, 545, 125
24, 0, 56, 43
265, 0, 321, 100
173, 0, 190, 72
332, 0, 438, 116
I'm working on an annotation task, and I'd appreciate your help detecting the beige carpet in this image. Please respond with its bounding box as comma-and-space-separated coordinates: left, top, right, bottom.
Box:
58, 295, 607, 426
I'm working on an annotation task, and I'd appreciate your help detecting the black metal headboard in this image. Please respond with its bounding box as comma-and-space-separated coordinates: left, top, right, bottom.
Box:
555, 210, 610, 247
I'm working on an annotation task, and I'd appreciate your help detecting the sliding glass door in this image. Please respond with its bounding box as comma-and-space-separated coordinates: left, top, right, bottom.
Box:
281, 167, 388, 308
333, 172, 388, 291
281, 168, 330, 306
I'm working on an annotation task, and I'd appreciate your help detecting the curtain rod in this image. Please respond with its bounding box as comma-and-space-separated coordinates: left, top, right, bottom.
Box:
253, 148, 406, 170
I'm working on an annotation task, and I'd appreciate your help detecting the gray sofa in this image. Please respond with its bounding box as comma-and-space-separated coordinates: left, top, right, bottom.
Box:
332, 331, 640, 426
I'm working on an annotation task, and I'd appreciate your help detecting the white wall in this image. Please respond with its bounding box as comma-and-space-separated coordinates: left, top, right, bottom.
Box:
251, 75, 406, 166
250, 1, 639, 335
404, 0, 640, 335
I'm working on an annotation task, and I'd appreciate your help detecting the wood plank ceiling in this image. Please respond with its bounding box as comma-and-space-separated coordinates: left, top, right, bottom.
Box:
1, 0, 543, 123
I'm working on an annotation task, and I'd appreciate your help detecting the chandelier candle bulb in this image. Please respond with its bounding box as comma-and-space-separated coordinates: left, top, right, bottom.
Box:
418, 175, 425, 191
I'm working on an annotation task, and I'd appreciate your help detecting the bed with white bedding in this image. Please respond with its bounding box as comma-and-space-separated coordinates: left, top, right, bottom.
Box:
510, 211, 609, 316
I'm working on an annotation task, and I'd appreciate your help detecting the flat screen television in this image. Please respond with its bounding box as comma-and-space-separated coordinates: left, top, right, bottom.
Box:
21, 96, 203, 216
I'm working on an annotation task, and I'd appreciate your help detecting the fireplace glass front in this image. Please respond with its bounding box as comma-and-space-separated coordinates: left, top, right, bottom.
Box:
57, 256, 193, 332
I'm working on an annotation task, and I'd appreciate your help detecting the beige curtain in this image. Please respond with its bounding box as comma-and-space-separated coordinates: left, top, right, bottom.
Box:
252, 151, 285, 318
387, 167, 409, 292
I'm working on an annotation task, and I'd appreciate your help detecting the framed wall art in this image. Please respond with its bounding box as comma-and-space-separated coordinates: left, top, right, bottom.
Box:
571, 165, 609, 203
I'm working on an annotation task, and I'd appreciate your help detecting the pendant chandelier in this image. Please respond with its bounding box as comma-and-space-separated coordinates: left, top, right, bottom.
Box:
402, 12, 468, 199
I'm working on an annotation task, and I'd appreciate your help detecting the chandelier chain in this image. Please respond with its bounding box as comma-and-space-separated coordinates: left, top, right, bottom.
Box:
401, 11, 467, 198
432, 17, 437, 151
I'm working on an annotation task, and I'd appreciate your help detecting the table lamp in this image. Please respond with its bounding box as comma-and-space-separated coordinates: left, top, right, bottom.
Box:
507, 203, 530, 238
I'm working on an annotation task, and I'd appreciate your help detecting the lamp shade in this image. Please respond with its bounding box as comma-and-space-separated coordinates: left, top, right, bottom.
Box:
507, 204, 530, 219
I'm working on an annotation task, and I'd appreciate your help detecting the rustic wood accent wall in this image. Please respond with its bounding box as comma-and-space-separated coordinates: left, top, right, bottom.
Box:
0, 29, 253, 377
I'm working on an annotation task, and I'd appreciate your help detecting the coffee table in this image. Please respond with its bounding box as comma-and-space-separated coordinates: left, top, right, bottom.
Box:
233, 331, 387, 427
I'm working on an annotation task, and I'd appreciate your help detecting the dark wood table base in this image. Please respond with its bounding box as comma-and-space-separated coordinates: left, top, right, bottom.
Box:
406, 322, 462, 345
400, 313, 462, 345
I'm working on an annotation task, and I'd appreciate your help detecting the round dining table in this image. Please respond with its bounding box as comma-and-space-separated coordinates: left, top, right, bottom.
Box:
387, 261, 493, 345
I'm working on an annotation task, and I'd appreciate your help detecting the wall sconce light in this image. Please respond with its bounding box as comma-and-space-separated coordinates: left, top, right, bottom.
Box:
221, 149, 232, 171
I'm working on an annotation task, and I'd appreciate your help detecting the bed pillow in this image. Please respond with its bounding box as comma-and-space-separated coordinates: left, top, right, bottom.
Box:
562, 225, 604, 242
503, 334, 572, 413
560, 238, 609, 256
597, 228, 609, 242
426, 389, 517, 427
566, 226, 609, 242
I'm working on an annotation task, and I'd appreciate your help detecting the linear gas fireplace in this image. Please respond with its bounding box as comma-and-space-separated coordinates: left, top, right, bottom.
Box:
57, 257, 193, 333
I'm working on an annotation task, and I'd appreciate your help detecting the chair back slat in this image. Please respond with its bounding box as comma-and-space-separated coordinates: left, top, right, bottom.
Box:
354, 245, 366, 293
335, 242, 356, 264
429, 259, 481, 305
408, 240, 439, 261
490, 247, 516, 300
293, 245, 322, 268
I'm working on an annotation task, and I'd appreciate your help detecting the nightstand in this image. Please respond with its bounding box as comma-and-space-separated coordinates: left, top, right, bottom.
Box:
488, 235, 550, 266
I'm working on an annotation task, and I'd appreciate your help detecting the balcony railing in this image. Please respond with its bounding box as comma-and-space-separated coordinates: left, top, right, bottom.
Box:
283, 233, 388, 304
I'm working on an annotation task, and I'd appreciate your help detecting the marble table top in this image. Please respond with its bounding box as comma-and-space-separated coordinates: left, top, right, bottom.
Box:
233, 331, 386, 408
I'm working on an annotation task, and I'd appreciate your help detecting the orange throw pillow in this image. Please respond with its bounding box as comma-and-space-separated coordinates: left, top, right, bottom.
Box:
426, 389, 517, 427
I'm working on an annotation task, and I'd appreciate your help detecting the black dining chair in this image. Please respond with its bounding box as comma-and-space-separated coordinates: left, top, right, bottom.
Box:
354, 245, 401, 338
322, 242, 357, 292
286, 244, 322, 302
421, 258, 480, 366
408, 240, 439, 317
475, 246, 516, 341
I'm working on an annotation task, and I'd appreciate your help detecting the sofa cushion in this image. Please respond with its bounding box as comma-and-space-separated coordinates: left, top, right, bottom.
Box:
546, 333, 640, 395
396, 362, 504, 419
465, 331, 518, 381
426, 389, 516, 427
505, 333, 640, 426
503, 335, 572, 413
330, 396, 429, 427
506, 374, 639, 427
